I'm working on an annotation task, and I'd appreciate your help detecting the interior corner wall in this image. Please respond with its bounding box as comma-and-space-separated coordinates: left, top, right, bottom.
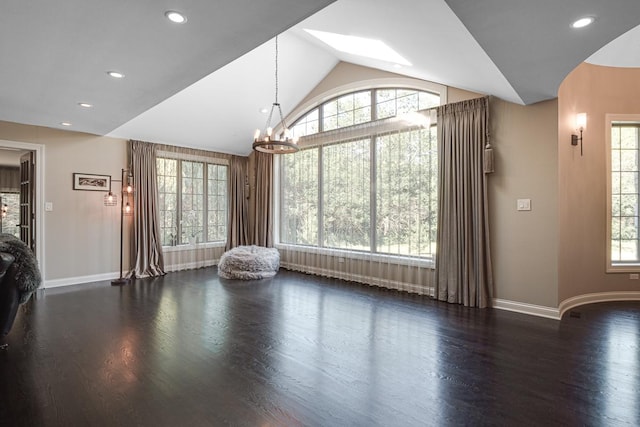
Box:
558, 63, 640, 303
489, 98, 559, 307
0, 120, 128, 285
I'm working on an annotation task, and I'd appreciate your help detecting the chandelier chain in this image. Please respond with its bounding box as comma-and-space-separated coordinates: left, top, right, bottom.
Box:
274, 36, 279, 104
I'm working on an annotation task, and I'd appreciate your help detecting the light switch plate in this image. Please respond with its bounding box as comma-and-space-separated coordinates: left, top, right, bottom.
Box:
45, 202, 53, 212
517, 199, 531, 211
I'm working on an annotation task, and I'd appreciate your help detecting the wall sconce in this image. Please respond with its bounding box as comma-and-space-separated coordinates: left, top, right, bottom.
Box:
571, 112, 587, 156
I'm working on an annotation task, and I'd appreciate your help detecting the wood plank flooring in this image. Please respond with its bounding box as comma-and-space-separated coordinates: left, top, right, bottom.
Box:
0, 268, 638, 426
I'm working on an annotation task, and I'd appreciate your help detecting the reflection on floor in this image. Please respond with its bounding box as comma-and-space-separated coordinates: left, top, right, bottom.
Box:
0, 268, 638, 426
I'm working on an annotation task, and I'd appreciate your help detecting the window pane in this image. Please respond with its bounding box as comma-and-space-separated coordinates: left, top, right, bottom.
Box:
376, 127, 437, 257
207, 164, 228, 242
611, 123, 640, 263
156, 158, 178, 246
181, 161, 204, 244
323, 139, 370, 250
280, 148, 319, 245
280, 88, 441, 260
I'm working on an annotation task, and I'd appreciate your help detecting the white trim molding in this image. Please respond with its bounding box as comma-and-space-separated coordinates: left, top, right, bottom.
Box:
558, 291, 640, 318
45, 272, 120, 288
492, 298, 560, 320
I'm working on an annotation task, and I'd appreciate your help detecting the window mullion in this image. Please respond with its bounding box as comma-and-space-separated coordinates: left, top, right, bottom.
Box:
203, 163, 209, 243
177, 160, 183, 243
370, 136, 377, 253
318, 147, 324, 247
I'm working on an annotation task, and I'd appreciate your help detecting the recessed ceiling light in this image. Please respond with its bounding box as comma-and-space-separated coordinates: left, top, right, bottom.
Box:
165, 10, 187, 24
572, 16, 595, 29
78, 102, 92, 108
260, 107, 269, 114
107, 71, 125, 79
60, 122, 72, 127
304, 29, 411, 66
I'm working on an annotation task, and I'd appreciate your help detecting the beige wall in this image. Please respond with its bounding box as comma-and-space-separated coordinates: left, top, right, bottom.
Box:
490, 98, 559, 306
0, 120, 127, 282
558, 63, 640, 302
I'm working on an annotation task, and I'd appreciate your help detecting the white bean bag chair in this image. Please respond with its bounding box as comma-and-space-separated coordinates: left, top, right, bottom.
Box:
218, 245, 280, 280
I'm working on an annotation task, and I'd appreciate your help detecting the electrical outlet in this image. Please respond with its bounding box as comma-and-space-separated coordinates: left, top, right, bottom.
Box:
630, 273, 639, 280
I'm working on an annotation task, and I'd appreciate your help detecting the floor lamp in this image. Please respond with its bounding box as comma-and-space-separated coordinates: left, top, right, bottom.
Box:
106, 168, 133, 286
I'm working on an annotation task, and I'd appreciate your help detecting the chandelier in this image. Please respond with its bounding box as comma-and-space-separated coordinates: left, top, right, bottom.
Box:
252, 36, 299, 154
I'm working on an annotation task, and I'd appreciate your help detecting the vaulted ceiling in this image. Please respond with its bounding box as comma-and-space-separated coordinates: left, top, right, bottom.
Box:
2, 0, 639, 155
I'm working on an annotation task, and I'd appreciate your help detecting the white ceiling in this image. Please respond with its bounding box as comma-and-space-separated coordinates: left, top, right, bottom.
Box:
2, 0, 640, 156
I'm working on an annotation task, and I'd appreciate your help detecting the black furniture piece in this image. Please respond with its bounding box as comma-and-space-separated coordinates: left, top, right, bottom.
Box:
0, 252, 18, 347
0, 234, 41, 349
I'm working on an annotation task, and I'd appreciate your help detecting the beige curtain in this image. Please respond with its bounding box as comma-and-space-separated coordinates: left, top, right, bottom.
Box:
252, 151, 273, 247
434, 96, 493, 308
129, 140, 165, 277
226, 155, 249, 250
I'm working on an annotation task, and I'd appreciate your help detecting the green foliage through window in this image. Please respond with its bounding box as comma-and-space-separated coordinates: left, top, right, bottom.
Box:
280, 88, 439, 259
157, 158, 228, 246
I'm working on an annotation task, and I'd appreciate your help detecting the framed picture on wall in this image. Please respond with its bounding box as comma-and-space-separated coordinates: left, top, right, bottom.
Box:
73, 173, 111, 191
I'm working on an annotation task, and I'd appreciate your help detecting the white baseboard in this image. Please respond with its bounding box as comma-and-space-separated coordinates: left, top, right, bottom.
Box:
43, 261, 219, 288
558, 291, 640, 318
44, 272, 120, 288
492, 298, 560, 320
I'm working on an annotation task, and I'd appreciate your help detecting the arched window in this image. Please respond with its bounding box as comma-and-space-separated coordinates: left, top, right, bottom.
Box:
278, 87, 440, 262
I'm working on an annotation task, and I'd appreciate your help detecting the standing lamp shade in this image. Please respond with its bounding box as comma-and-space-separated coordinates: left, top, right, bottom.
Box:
104, 191, 117, 206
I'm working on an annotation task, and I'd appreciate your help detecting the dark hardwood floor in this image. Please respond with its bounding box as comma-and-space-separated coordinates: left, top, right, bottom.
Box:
0, 268, 638, 426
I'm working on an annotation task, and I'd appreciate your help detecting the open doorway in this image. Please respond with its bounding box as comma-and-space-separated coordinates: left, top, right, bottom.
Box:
0, 148, 26, 237
0, 140, 45, 278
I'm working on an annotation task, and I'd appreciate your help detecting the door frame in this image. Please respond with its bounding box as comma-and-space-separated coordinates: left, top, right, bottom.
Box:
0, 139, 45, 279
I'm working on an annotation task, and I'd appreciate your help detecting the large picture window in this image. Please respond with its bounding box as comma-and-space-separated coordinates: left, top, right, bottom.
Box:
280, 88, 439, 261
608, 119, 640, 270
157, 157, 228, 246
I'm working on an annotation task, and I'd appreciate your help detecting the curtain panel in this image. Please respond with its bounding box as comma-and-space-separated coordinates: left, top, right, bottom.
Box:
434, 96, 494, 308
253, 151, 273, 247
226, 155, 249, 250
129, 140, 166, 277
